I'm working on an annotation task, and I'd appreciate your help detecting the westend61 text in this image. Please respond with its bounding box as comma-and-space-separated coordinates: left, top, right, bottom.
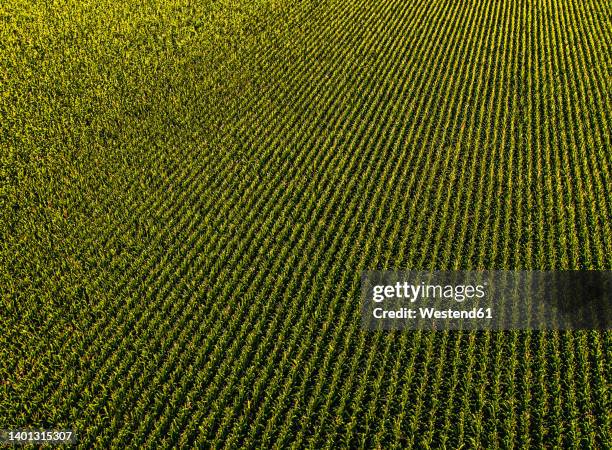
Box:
372, 307, 493, 320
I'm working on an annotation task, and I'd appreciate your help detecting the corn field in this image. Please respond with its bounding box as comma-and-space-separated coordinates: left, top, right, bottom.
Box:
1, 0, 610, 447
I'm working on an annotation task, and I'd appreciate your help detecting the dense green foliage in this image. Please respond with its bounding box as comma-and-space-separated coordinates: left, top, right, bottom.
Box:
1, 0, 610, 447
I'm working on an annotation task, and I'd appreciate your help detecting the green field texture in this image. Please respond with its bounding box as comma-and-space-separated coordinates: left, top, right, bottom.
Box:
1, 0, 610, 447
